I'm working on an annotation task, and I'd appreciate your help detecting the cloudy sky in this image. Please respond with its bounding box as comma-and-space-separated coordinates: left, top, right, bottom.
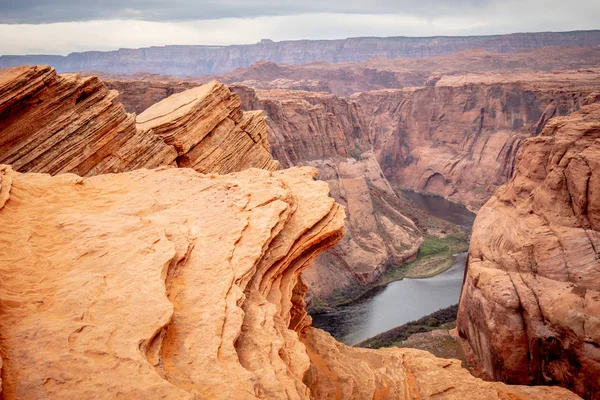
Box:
0, 0, 598, 55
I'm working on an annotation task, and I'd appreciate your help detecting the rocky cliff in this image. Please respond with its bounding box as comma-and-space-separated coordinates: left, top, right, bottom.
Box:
457, 103, 600, 399
0, 65, 278, 176
0, 164, 579, 399
102, 67, 600, 302
252, 89, 424, 303
354, 70, 600, 210
1, 31, 599, 75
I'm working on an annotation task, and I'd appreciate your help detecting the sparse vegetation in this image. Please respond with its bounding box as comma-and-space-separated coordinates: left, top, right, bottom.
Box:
308, 235, 468, 313
357, 304, 459, 349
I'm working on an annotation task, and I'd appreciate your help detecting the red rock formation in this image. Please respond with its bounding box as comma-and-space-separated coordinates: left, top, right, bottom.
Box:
457, 103, 600, 399
0, 65, 278, 176
253, 90, 423, 301
354, 70, 600, 210
0, 164, 580, 399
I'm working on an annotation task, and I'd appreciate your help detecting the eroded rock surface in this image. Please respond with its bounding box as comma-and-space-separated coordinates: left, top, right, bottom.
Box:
354, 70, 600, 210
457, 103, 600, 399
0, 65, 278, 176
0, 165, 579, 399
254, 89, 423, 302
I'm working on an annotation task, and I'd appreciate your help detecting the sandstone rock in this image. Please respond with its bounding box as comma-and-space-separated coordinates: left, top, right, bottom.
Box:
0, 165, 579, 399
201, 46, 600, 96
253, 90, 423, 301
457, 103, 600, 398
0, 64, 175, 176
353, 70, 600, 210
136, 81, 278, 173
0, 66, 278, 176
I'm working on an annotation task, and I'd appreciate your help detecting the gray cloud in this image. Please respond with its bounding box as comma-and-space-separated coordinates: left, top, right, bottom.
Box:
0, 0, 492, 24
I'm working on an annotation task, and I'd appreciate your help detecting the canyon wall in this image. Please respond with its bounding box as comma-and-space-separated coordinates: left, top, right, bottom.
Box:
457, 104, 600, 399
0, 65, 277, 176
252, 89, 424, 303
1, 31, 600, 75
354, 71, 600, 210
0, 164, 580, 399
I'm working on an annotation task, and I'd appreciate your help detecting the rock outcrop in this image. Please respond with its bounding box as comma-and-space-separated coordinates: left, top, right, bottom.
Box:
0, 164, 579, 399
0, 65, 278, 176
102, 68, 600, 302
457, 103, 600, 399
2, 31, 599, 75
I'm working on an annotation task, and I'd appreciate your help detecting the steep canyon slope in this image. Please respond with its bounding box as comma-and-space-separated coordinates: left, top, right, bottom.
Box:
457, 103, 600, 399
354, 70, 600, 210
2, 30, 599, 75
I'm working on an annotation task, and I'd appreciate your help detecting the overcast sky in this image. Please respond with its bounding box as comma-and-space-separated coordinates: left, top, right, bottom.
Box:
0, 0, 598, 55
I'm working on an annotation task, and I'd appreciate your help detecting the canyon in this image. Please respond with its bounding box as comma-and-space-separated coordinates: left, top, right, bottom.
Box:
1, 38, 599, 398
0, 31, 599, 76
101, 55, 600, 304
0, 64, 582, 397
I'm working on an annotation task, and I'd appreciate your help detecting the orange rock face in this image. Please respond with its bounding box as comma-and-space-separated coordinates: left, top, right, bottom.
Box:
354, 70, 600, 210
0, 165, 579, 399
251, 89, 423, 302
0, 65, 278, 176
457, 103, 600, 398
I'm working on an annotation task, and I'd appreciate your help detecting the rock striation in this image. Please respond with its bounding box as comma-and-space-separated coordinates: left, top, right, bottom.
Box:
354, 70, 600, 210
1, 31, 599, 75
0, 164, 579, 399
457, 103, 600, 399
0, 65, 278, 176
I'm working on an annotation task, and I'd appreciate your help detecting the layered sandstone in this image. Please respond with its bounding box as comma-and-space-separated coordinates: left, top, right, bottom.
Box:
0, 165, 579, 399
0, 65, 278, 176
0, 64, 174, 175
354, 70, 600, 210
457, 103, 600, 399
137, 81, 278, 173
2, 31, 599, 75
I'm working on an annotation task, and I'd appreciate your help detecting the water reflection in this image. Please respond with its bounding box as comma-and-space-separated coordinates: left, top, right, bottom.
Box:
402, 190, 476, 228
312, 253, 467, 345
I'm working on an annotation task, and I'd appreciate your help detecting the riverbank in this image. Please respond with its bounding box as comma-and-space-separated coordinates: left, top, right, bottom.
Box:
357, 304, 459, 349
310, 234, 469, 313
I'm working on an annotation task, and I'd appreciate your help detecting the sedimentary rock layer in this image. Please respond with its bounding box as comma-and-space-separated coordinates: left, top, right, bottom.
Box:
0, 165, 579, 399
137, 81, 278, 173
2, 31, 599, 75
457, 103, 600, 399
354, 70, 600, 210
0, 64, 175, 175
201, 46, 600, 96
0, 65, 278, 176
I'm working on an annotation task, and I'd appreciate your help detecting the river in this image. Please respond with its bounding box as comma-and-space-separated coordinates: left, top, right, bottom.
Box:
311, 191, 476, 346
